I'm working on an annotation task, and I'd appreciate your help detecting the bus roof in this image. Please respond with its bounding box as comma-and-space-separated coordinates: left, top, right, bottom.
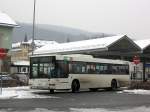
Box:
30, 54, 129, 65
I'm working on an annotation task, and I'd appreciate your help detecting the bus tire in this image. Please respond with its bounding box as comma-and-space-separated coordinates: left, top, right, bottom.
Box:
50, 89, 54, 94
71, 80, 80, 93
111, 79, 118, 91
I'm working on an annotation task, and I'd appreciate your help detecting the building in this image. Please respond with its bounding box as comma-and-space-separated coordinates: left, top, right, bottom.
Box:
11, 37, 58, 74
0, 11, 18, 73
34, 35, 141, 57
134, 39, 150, 80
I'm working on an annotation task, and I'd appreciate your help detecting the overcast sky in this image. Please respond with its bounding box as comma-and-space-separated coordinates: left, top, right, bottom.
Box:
1, 0, 150, 40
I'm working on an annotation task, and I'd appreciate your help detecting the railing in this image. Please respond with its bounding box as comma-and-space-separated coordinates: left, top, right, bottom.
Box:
0, 80, 18, 87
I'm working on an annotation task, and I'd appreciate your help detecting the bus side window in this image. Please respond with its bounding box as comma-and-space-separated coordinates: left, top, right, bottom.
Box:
57, 61, 69, 78
90, 64, 96, 74
87, 64, 90, 73
95, 65, 100, 74
64, 62, 69, 77
103, 65, 108, 74
112, 65, 117, 74
69, 63, 72, 73
107, 64, 112, 74
32, 64, 38, 78
82, 66, 86, 73
70, 63, 76, 74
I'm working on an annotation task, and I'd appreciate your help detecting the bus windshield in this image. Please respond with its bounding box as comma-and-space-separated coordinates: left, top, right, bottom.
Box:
30, 56, 69, 79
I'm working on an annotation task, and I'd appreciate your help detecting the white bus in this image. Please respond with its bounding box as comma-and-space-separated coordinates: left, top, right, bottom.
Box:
29, 54, 134, 93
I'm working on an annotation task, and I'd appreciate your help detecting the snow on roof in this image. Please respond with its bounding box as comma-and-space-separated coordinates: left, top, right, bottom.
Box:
12, 40, 58, 48
134, 39, 150, 49
13, 60, 29, 66
28, 39, 59, 48
11, 48, 21, 52
12, 42, 21, 48
34, 35, 125, 54
0, 11, 18, 27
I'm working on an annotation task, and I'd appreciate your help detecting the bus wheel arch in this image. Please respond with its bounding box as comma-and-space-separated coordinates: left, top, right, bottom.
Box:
111, 79, 118, 90
71, 79, 80, 93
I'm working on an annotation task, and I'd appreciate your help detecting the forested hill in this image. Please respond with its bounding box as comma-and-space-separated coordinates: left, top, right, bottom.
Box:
12, 22, 115, 43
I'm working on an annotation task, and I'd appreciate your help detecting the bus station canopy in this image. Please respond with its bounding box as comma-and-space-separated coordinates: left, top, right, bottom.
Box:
34, 35, 141, 56
135, 39, 150, 54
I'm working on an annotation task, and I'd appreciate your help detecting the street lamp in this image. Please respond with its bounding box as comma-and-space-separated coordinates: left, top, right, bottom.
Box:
32, 0, 36, 55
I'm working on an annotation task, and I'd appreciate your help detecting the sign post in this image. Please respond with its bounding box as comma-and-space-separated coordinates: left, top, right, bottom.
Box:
0, 48, 7, 95
133, 55, 140, 65
132, 55, 140, 80
0, 73, 2, 95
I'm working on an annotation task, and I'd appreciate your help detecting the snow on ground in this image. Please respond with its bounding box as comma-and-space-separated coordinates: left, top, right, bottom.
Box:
117, 89, 150, 95
0, 86, 58, 99
70, 107, 150, 112
1, 106, 150, 112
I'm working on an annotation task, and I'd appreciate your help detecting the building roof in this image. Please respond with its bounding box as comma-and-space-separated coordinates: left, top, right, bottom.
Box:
13, 60, 29, 66
12, 40, 58, 49
134, 39, 150, 50
11, 48, 22, 52
27, 39, 59, 48
34, 35, 140, 55
12, 42, 21, 48
0, 11, 18, 27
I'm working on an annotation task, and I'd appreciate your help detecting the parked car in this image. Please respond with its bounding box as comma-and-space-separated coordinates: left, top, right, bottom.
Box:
0, 73, 18, 87
11, 73, 29, 86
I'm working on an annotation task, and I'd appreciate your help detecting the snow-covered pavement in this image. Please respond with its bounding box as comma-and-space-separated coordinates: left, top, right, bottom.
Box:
118, 89, 150, 95
1, 87, 150, 111
0, 86, 58, 99
70, 107, 150, 112
0, 106, 150, 112
1, 86, 150, 99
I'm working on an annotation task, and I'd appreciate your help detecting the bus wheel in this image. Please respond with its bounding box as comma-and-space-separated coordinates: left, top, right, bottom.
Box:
50, 89, 54, 94
71, 80, 80, 93
111, 79, 118, 91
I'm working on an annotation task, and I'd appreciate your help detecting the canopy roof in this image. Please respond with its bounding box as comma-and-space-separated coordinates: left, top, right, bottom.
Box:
34, 35, 141, 55
134, 39, 150, 50
0, 11, 18, 27
134, 39, 150, 54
